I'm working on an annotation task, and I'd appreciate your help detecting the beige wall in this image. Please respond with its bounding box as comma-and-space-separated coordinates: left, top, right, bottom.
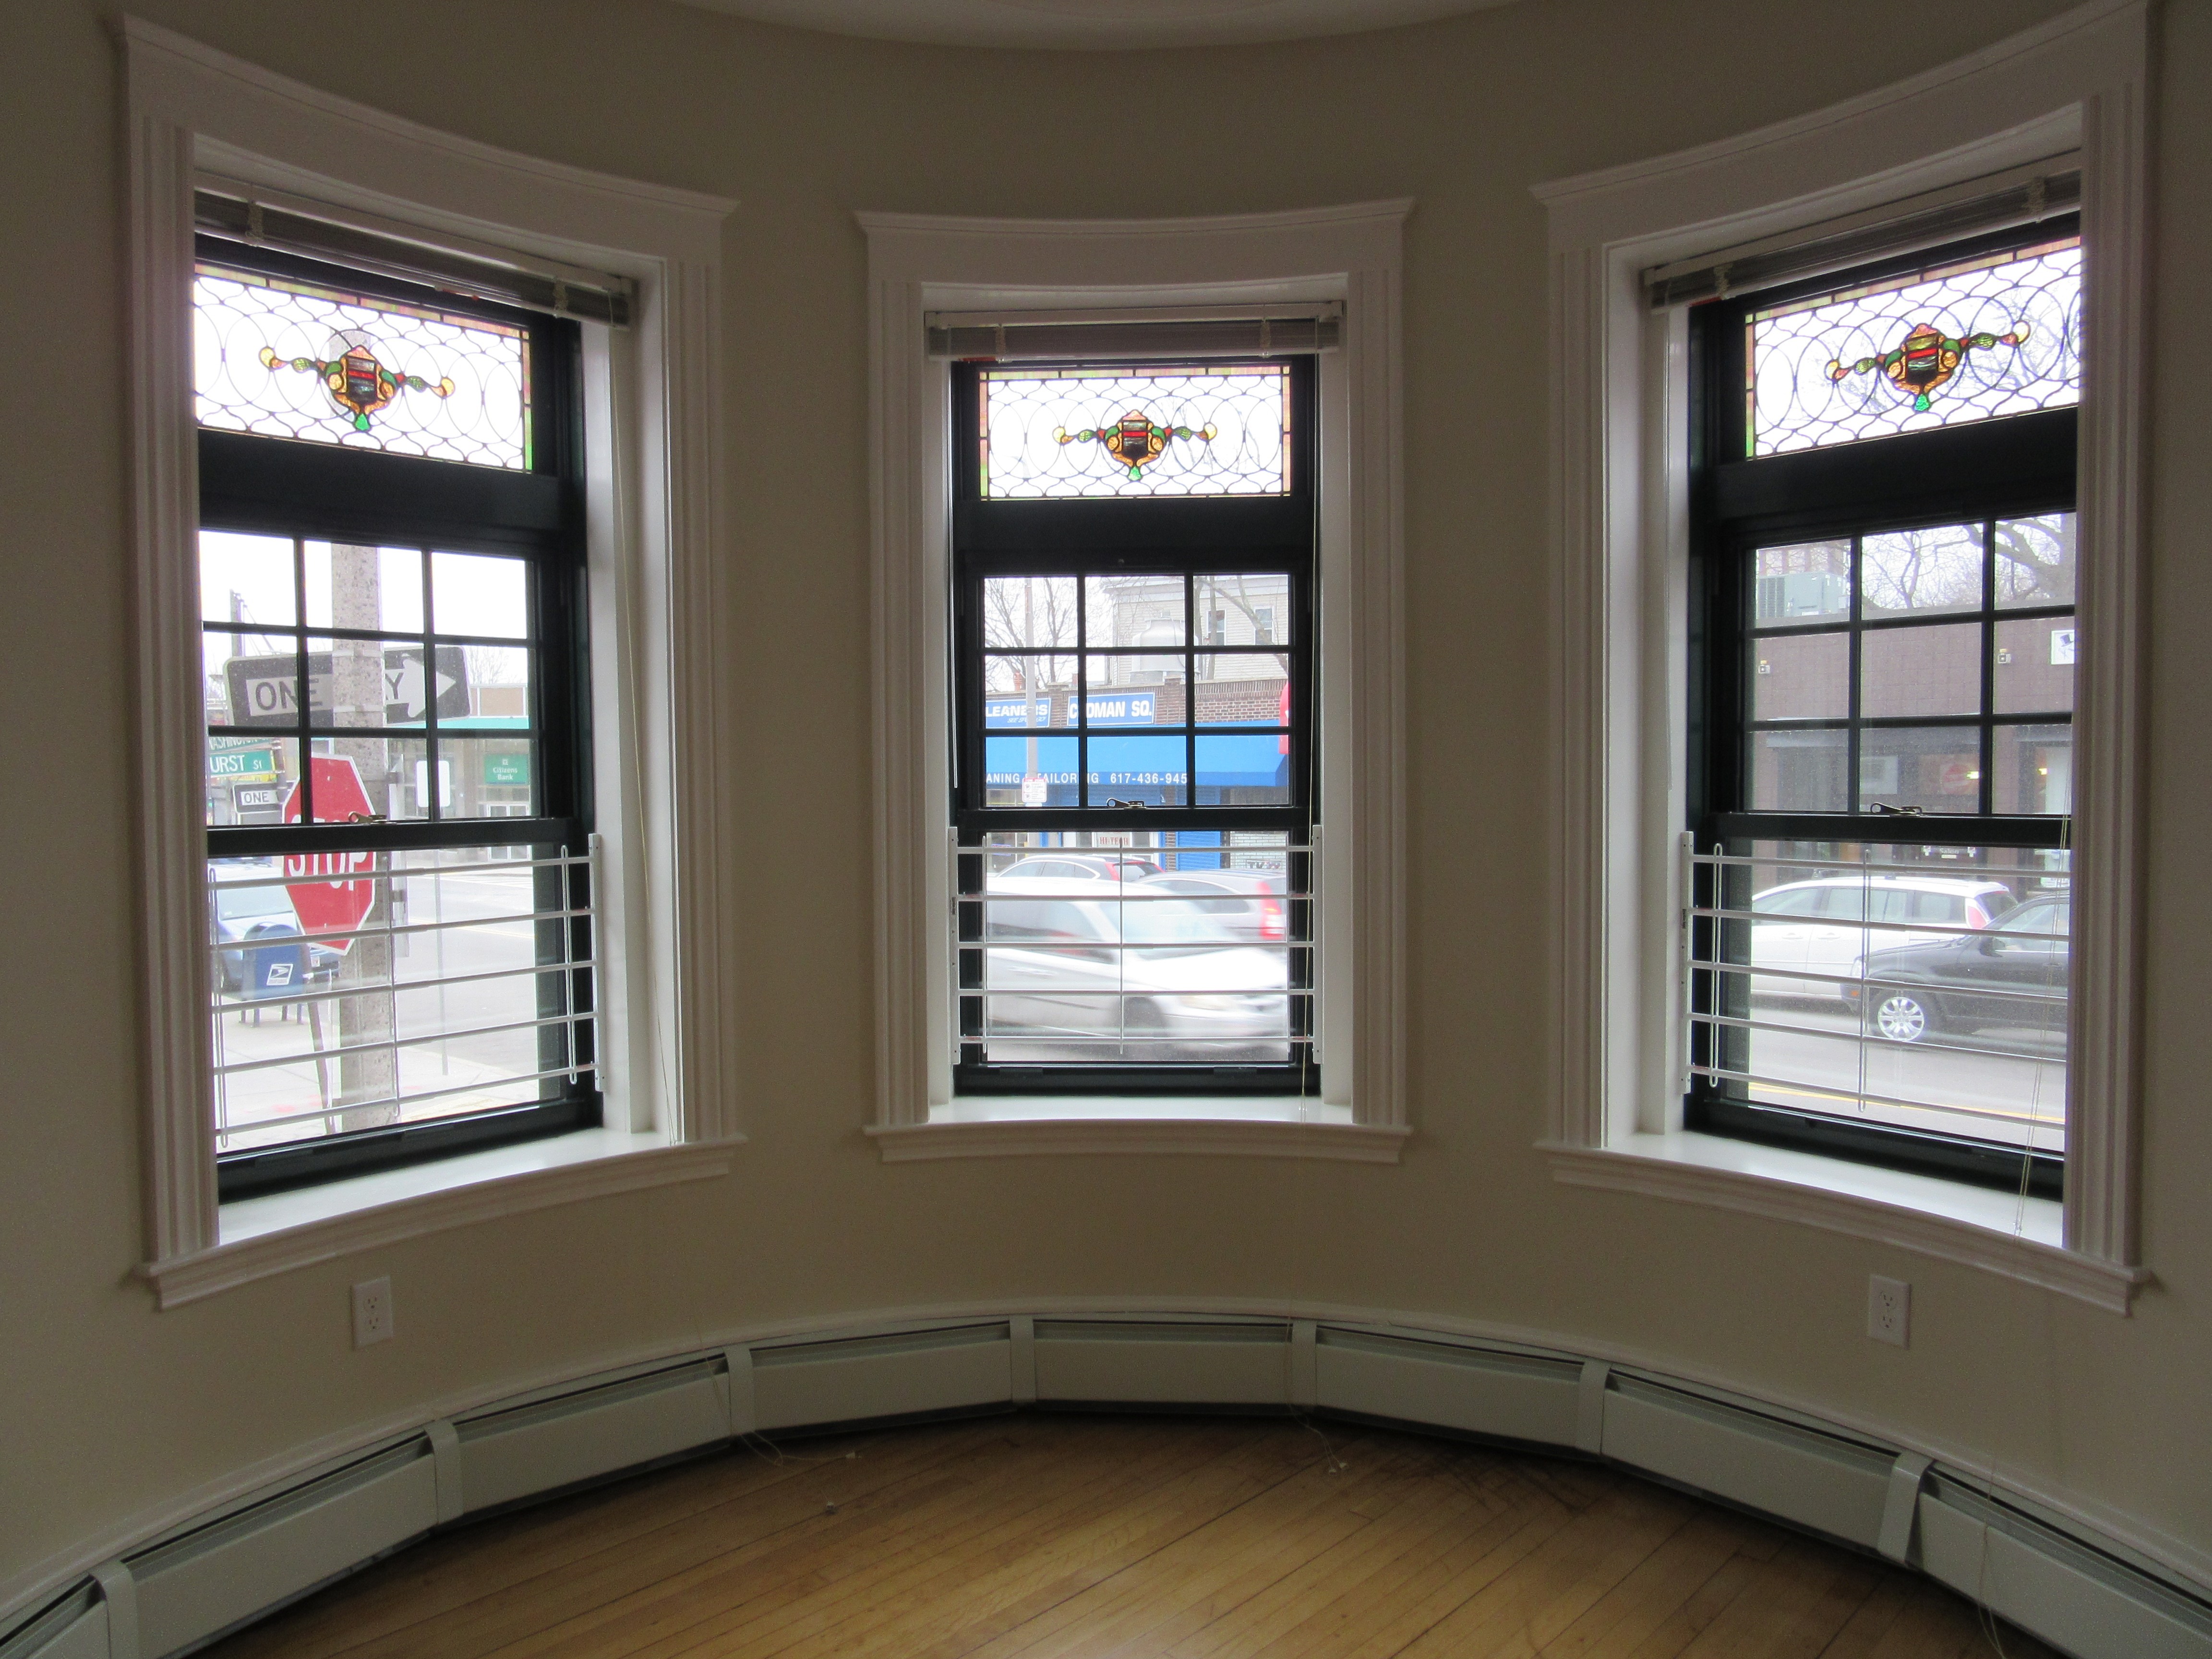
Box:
5, 0, 2209, 1602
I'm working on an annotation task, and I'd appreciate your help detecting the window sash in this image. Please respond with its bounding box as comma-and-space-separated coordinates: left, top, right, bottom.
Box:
196, 245, 597, 1195
1684, 234, 2077, 1191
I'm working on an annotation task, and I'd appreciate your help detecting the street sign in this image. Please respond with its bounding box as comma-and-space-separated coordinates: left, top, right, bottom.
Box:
281, 757, 379, 953
207, 747, 278, 781
223, 646, 470, 727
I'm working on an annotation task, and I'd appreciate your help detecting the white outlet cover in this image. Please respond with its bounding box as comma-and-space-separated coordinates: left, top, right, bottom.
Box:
1867, 1274, 1910, 1347
352, 1276, 394, 1348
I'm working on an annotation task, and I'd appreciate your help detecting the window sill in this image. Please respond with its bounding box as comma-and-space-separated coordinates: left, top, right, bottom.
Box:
1542, 1131, 2147, 1313
868, 1097, 1409, 1163
140, 1129, 742, 1308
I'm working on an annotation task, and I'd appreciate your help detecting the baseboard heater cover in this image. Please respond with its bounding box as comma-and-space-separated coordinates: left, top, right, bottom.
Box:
1312, 1327, 1583, 1446
1034, 1319, 1291, 1407
1915, 1475, 2212, 1659
124, 1441, 436, 1659
12, 1316, 2212, 1659
453, 1357, 729, 1515
0, 1585, 105, 1659
1599, 1374, 1896, 1550
749, 1322, 1013, 1432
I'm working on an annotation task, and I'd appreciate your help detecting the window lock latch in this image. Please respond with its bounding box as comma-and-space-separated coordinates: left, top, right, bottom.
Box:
1105, 798, 1150, 810
1868, 802, 1924, 817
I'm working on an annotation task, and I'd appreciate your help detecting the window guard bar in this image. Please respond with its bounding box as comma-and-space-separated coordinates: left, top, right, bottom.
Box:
1685, 1064, 2053, 1130
211, 839, 597, 1151
1692, 848, 2071, 879
209, 957, 600, 1014
207, 849, 589, 894
1682, 833, 2068, 1145
215, 1010, 592, 1078
953, 839, 1317, 1064
221, 1062, 603, 1136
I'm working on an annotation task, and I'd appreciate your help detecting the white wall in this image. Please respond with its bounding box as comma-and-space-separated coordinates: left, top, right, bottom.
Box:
3, 0, 2208, 1604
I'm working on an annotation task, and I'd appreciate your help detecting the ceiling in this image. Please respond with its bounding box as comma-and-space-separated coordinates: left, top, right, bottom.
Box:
667, 0, 1507, 51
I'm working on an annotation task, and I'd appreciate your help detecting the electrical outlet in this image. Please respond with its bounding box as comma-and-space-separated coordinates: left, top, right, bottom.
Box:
1867, 1275, 1910, 1347
352, 1277, 394, 1348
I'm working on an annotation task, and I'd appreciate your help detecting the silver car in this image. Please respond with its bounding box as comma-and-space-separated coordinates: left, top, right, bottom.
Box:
980, 890, 1290, 1059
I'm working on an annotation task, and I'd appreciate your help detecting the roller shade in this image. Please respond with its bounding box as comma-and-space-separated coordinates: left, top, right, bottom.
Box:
1645, 161, 2080, 310
926, 303, 1340, 361
194, 188, 633, 328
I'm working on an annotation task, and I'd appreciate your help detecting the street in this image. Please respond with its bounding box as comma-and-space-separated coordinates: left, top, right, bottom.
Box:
1734, 994, 2067, 1154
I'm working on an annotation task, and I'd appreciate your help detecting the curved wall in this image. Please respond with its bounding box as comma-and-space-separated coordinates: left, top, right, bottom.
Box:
4, 0, 2208, 1611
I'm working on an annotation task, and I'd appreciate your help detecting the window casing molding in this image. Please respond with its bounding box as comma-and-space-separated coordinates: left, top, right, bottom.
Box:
858, 204, 1409, 1156
123, 18, 739, 1284
1534, 0, 2149, 1304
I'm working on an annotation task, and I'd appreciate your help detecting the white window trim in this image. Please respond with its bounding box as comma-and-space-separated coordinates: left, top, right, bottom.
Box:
858, 204, 1410, 1161
122, 19, 740, 1303
1535, 0, 2150, 1310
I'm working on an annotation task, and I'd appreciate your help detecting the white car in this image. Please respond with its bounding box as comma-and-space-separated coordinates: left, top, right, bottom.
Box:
979, 889, 1288, 1058
1744, 876, 2017, 1002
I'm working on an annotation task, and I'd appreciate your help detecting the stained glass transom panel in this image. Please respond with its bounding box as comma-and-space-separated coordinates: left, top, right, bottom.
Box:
980, 363, 1290, 499
195, 264, 531, 470
1747, 236, 2080, 457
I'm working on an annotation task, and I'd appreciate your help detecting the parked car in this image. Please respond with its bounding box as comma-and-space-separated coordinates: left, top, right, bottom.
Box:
1135, 869, 1288, 943
980, 890, 1287, 1057
989, 853, 1165, 890
1743, 876, 2018, 1002
210, 862, 339, 998
1841, 894, 2069, 1044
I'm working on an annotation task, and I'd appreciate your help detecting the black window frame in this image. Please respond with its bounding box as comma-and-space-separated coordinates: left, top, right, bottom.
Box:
949, 355, 1319, 1097
196, 236, 599, 1199
1685, 217, 2079, 1199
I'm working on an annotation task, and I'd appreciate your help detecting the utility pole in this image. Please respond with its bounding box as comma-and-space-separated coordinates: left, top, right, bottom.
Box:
329, 544, 399, 1133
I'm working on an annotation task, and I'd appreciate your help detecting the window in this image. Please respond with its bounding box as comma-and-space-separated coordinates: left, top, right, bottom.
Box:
1685, 222, 2081, 1197
193, 238, 596, 1198
950, 359, 1317, 1094
861, 204, 1407, 1158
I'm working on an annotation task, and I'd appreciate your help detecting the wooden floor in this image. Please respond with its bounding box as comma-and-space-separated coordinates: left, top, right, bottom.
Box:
208, 1415, 2058, 1659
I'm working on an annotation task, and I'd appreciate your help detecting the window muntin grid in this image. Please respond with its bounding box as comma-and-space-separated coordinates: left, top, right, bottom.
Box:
1745, 514, 2076, 817
978, 362, 1290, 498
975, 572, 1295, 808
195, 263, 531, 470
199, 531, 538, 829
1747, 235, 2080, 457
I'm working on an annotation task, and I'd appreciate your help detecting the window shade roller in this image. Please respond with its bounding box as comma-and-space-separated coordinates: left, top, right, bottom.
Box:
194, 189, 633, 328
1645, 163, 2080, 310
926, 304, 1340, 361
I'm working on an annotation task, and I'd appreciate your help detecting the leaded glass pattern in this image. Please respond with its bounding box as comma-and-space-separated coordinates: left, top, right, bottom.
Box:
980, 363, 1290, 498
195, 264, 531, 470
1747, 236, 2080, 457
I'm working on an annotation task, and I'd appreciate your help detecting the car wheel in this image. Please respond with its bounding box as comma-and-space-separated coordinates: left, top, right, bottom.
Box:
1874, 990, 1936, 1044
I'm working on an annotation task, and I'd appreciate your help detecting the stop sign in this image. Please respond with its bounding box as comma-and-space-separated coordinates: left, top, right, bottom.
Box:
281, 757, 380, 954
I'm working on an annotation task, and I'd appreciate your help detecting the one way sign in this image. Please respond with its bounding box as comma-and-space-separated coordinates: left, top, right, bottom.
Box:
223, 646, 472, 728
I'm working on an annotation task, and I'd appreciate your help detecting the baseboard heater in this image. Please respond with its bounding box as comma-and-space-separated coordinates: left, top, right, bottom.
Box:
451, 1356, 729, 1515
1034, 1320, 1290, 1407
1598, 1373, 1897, 1548
1312, 1326, 1586, 1447
10, 1317, 2212, 1659
745, 1323, 1013, 1432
